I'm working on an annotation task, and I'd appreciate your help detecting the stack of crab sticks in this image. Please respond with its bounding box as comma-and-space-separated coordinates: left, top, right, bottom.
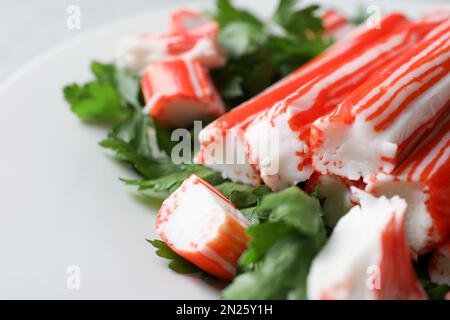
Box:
116, 9, 226, 127
196, 13, 408, 185
245, 16, 445, 191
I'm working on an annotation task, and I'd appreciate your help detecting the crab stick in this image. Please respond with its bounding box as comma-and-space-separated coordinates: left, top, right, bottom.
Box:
305, 173, 365, 227
141, 59, 225, 127
322, 9, 354, 41
312, 21, 450, 182
196, 13, 408, 185
156, 174, 250, 281
246, 19, 440, 191
115, 10, 225, 73
428, 237, 450, 286
307, 188, 426, 300
167, 9, 226, 68
366, 112, 450, 255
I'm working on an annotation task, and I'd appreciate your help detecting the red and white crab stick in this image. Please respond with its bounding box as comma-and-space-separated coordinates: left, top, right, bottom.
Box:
428, 237, 450, 287
156, 174, 250, 281
167, 9, 226, 68
141, 59, 225, 127
246, 19, 440, 191
312, 21, 450, 182
115, 9, 225, 73
322, 9, 354, 41
366, 112, 450, 255
307, 188, 426, 300
196, 13, 408, 185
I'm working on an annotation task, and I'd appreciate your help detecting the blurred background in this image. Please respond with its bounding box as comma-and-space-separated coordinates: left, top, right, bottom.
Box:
0, 0, 448, 81
0, 0, 184, 81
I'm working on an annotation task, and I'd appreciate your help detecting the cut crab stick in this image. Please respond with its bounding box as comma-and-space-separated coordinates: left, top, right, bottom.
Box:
307, 188, 426, 300
167, 9, 226, 68
312, 21, 450, 182
428, 237, 450, 286
115, 10, 225, 73
366, 112, 450, 255
322, 9, 354, 41
305, 173, 365, 227
156, 174, 250, 281
141, 59, 225, 127
196, 13, 408, 185
246, 19, 439, 191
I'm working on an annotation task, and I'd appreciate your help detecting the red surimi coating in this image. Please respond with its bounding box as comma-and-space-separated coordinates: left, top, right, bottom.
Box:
141, 59, 225, 127
322, 9, 354, 41
165, 9, 226, 67
204, 13, 407, 131
245, 18, 442, 191
367, 112, 450, 255
311, 20, 450, 182
376, 213, 427, 299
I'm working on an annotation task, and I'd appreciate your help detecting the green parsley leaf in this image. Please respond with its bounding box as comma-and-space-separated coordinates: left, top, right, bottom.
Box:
222, 186, 326, 300
219, 22, 266, 57
63, 82, 128, 122
91, 61, 117, 85
214, 0, 263, 28
122, 165, 223, 193
147, 239, 200, 274
215, 182, 269, 209
260, 186, 323, 235
211, 0, 329, 105
239, 221, 294, 267
115, 67, 143, 109
272, 3, 323, 36
223, 234, 322, 299
64, 61, 134, 122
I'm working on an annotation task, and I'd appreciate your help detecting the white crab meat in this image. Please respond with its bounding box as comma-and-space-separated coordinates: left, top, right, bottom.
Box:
428, 238, 450, 286
307, 188, 426, 300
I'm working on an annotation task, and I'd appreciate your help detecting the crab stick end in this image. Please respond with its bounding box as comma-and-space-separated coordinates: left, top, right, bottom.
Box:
367, 176, 444, 256
245, 110, 313, 191
311, 115, 398, 182
156, 174, 250, 281
196, 125, 261, 186
141, 60, 225, 128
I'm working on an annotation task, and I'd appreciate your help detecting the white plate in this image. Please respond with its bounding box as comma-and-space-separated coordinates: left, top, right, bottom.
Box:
0, 0, 444, 299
